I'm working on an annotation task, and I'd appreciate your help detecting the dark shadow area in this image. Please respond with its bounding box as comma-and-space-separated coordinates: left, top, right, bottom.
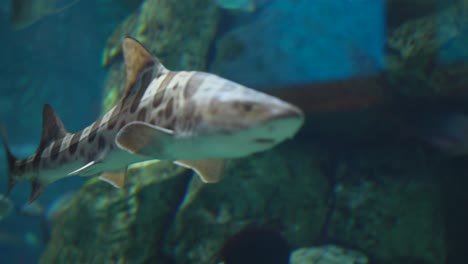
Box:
218, 226, 291, 264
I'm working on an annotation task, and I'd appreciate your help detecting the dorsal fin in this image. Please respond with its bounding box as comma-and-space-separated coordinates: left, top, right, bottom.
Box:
121, 37, 167, 101
37, 104, 67, 152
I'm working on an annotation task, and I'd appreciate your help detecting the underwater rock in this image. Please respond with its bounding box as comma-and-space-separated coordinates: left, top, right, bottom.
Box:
386, 2, 467, 60
40, 140, 447, 264
101, 0, 220, 68
40, 161, 189, 263
290, 244, 368, 264
325, 146, 446, 264
160, 140, 445, 264
385, 0, 468, 97
211, 0, 468, 97
162, 143, 330, 263
100, 0, 221, 112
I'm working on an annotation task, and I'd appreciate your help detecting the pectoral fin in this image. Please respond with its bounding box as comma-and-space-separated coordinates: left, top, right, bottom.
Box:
115, 121, 174, 156
174, 159, 225, 183
99, 170, 127, 189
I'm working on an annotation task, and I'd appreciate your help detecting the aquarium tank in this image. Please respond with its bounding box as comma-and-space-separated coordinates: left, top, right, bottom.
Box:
0, 0, 467, 263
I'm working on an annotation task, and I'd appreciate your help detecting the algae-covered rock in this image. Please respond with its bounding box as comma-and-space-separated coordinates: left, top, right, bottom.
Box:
102, 0, 220, 69
40, 161, 189, 263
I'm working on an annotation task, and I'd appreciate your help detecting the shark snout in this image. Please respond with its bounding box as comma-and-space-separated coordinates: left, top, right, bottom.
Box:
255, 100, 305, 143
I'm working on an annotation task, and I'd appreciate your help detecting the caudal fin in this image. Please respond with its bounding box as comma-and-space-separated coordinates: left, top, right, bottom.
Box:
0, 127, 18, 194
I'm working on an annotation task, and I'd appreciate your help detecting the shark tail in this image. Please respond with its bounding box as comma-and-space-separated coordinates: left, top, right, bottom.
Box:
0, 127, 18, 194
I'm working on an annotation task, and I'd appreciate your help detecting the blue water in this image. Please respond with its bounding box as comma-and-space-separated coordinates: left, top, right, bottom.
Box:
212, 0, 386, 87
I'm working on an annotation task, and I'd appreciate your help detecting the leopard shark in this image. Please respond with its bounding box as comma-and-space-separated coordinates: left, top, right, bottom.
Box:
1, 37, 304, 203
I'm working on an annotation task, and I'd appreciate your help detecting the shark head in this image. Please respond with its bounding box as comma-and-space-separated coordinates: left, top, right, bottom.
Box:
178, 73, 304, 158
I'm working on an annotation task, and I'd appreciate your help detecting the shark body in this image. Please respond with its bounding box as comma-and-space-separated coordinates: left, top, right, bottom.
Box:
2, 37, 304, 202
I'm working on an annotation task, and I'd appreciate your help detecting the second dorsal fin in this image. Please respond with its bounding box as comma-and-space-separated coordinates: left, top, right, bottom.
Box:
37, 104, 67, 152
121, 37, 167, 101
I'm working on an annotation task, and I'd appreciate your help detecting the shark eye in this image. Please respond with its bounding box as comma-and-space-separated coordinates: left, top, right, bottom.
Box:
233, 101, 254, 112
242, 103, 253, 112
